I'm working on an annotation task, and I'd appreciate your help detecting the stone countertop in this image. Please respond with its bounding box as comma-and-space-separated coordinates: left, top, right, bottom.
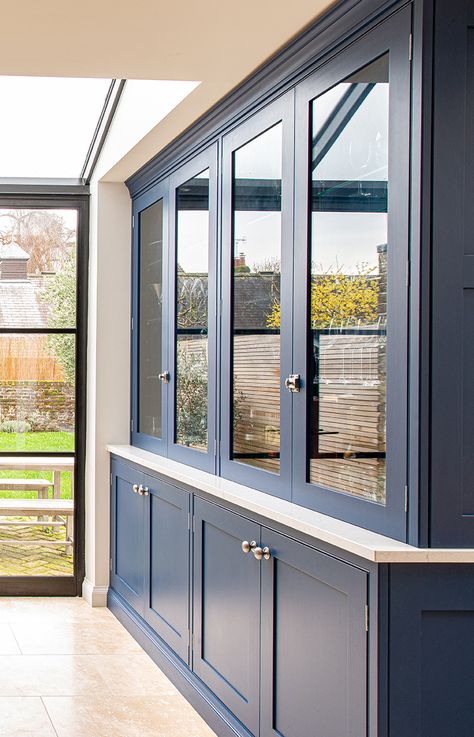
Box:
106, 444, 474, 564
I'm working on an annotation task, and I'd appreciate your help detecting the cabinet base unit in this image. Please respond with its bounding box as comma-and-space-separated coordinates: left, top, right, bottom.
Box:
109, 455, 474, 737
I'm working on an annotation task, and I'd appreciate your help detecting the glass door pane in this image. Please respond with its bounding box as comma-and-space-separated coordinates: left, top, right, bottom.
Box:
0, 206, 79, 579
138, 199, 164, 438
175, 170, 209, 451
308, 56, 389, 503
231, 123, 283, 473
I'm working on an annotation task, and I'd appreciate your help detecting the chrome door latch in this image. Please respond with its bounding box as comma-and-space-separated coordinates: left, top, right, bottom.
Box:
158, 371, 170, 383
284, 374, 301, 393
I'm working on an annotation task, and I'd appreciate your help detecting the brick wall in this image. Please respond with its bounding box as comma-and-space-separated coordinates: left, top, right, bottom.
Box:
0, 381, 75, 432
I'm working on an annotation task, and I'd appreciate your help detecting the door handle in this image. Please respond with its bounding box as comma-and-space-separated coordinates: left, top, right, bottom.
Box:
138, 485, 149, 496
284, 374, 301, 393
158, 371, 170, 383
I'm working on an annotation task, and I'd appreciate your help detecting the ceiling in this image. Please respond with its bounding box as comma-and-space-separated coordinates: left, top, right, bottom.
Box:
0, 0, 335, 181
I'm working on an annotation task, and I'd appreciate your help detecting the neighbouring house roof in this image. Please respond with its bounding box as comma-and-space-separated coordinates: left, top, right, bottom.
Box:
0, 242, 30, 261
0, 279, 49, 328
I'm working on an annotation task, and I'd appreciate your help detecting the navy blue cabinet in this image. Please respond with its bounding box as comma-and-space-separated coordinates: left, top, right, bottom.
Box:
260, 530, 367, 737
193, 497, 368, 737
111, 459, 191, 661
193, 498, 261, 734
110, 459, 146, 614
143, 473, 191, 663
110, 459, 369, 737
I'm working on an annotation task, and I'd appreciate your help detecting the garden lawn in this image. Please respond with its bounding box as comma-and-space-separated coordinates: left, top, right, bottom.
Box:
0, 432, 74, 499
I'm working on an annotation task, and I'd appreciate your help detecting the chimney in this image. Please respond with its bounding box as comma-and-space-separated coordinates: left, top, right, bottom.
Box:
0, 242, 30, 280
234, 252, 246, 269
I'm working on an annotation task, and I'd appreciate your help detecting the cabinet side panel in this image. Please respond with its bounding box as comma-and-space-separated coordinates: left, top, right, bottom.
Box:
430, 0, 474, 544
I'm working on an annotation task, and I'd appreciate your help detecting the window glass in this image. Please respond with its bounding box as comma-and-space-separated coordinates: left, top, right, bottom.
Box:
0, 209, 77, 329
231, 123, 282, 473
175, 170, 209, 450
0, 333, 75, 453
138, 200, 163, 438
308, 55, 389, 503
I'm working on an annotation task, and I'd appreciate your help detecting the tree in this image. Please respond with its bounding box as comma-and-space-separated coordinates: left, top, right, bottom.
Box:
266, 265, 380, 329
43, 252, 76, 384
0, 209, 75, 274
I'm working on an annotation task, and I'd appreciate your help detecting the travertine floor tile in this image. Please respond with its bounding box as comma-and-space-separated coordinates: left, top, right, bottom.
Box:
0, 598, 217, 736
11, 618, 142, 654
0, 697, 57, 736
0, 655, 107, 696
0, 624, 21, 654
44, 694, 216, 737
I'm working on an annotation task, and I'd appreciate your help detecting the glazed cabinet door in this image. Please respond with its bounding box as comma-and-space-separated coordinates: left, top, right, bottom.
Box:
110, 459, 146, 614
260, 531, 368, 737
193, 498, 261, 735
143, 474, 191, 663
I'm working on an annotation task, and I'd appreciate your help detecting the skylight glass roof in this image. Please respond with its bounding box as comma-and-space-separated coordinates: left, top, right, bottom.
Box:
0, 77, 112, 178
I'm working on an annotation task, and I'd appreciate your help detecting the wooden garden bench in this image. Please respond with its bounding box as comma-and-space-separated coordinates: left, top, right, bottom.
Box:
0, 478, 53, 498
0, 499, 74, 555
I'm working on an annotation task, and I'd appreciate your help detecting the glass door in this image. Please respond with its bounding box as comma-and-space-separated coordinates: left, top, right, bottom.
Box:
131, 182, 169, 454
0, 200, 87, 591
292, 8, 411, 539
220, 93, 294, 498
168, 147, 217, 472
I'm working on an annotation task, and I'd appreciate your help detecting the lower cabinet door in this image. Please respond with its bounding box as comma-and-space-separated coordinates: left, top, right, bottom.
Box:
193, 498, 261, 736
110, 460, 146, 614
143, 474, 191, 663
260, 531, 368, 737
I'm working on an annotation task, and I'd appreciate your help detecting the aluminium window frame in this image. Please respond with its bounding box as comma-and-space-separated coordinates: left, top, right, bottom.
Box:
0, 191, 89, 596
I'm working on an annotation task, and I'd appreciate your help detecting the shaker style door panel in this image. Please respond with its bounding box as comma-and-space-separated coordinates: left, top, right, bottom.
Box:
260, 531, 368, 737
292, 7, 411, 539
193, 498, 261, 735
143, 475, 191, 663
110, 460, 146, 614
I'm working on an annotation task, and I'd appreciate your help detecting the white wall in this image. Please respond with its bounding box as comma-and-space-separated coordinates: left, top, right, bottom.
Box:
83, 180, 131, 606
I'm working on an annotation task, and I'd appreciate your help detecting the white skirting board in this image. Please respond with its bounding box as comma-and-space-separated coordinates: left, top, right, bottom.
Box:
82, 578, 109, 607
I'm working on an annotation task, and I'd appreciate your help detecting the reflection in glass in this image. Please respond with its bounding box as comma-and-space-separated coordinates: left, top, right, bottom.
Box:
0, 209, 77, 329
0, 334, 75, 453
231, 123, 282, 473
308, 56, 389, 503
138, 200, 163, 438
175, 170, 209, 450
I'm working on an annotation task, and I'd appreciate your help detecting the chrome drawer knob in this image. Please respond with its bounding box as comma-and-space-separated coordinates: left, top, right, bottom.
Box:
242, 540, 257, 554
252, 545, 271, 561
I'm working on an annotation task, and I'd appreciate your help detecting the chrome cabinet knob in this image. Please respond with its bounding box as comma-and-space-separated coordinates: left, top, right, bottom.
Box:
242, 540, 257, 554
132, 484, 139, 494
252, 545, 271, 561
158, 371, 170, 383
138, 485, 149, 496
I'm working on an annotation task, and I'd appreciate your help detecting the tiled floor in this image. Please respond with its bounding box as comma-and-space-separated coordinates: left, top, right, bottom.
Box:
0, 597, 217, 737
